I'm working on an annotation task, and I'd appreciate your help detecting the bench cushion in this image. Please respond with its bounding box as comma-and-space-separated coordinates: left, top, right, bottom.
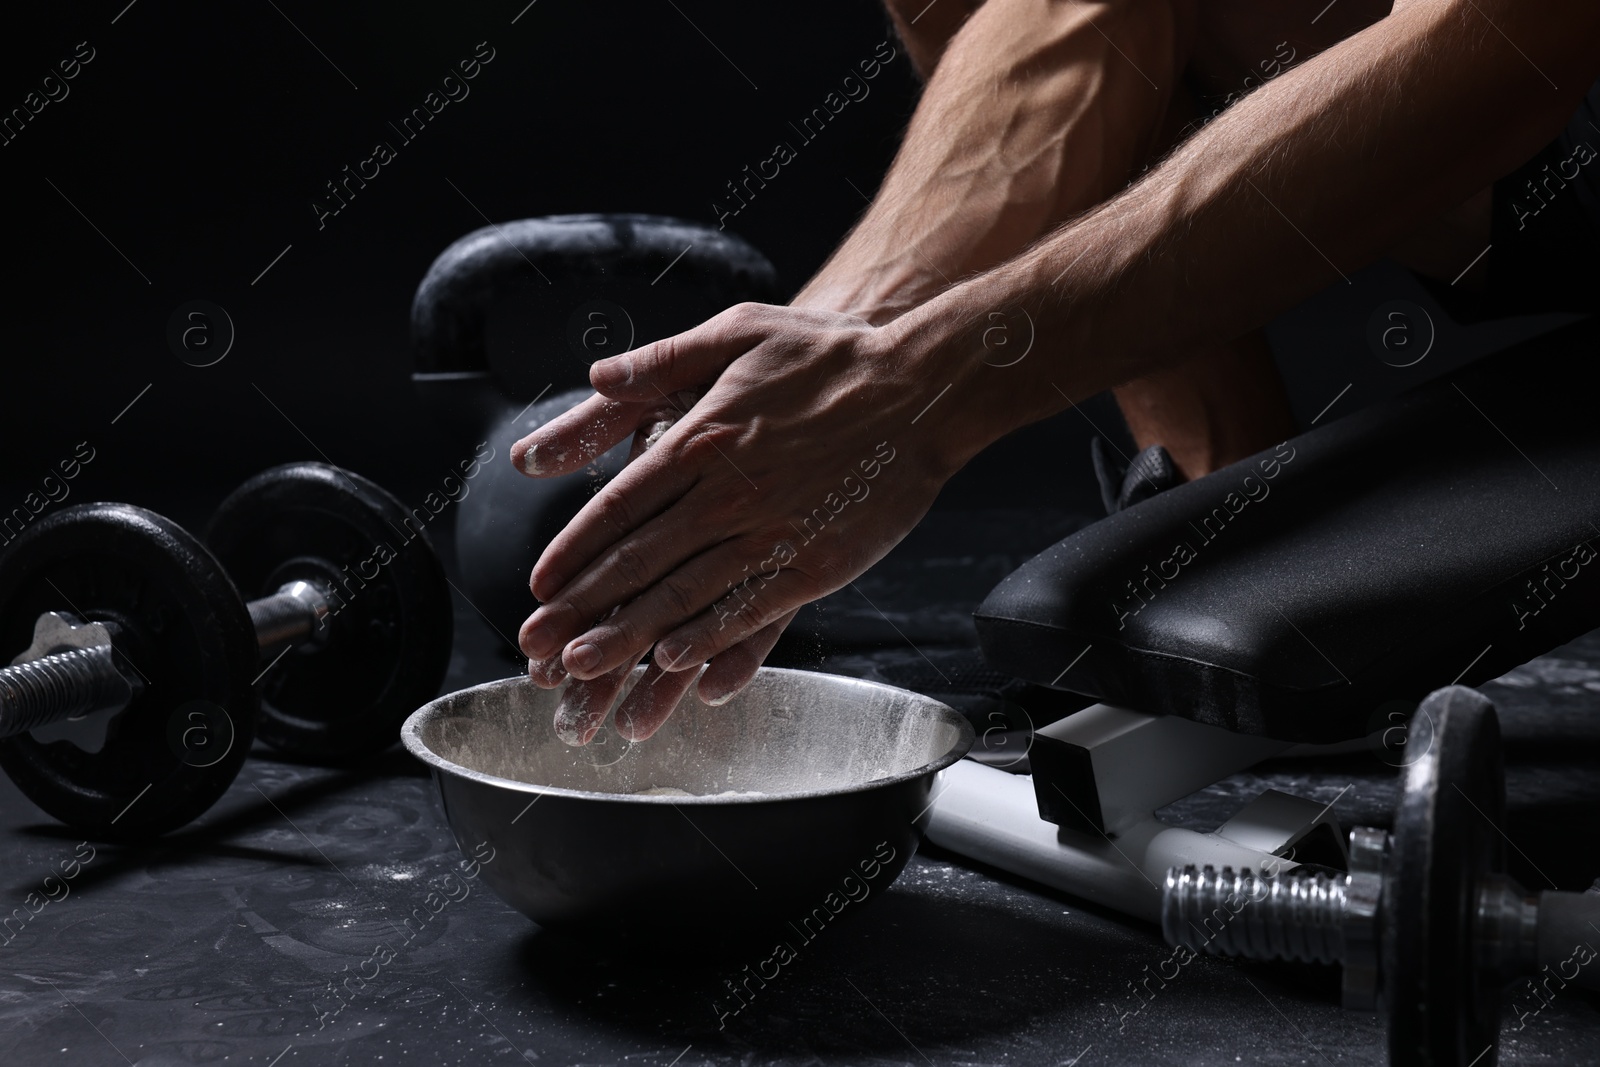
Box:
975, 319, 1600, 742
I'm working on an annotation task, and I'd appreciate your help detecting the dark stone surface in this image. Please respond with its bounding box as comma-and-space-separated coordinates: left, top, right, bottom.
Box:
2, 514, 1598, 1066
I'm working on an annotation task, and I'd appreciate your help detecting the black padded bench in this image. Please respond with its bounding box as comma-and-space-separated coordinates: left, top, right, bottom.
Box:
976, 318, 1600, 742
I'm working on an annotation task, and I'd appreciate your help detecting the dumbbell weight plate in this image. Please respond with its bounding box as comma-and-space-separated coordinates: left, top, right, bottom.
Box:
205, 463, 452, 761
0, 504, 259, 839
1385, 685, 1505, 1066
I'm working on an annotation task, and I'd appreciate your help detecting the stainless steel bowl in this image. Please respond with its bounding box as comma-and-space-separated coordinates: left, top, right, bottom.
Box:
402, 667, 973, 945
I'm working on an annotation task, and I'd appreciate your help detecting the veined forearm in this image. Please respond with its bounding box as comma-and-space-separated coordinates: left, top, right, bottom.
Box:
797, 0, 1188, 322
903, 0, 1600, 463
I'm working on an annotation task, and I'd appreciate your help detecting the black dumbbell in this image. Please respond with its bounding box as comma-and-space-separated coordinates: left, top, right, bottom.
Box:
1161, 686, 1600, 1067
0, 463, 452, 839
411, 213, 782, 646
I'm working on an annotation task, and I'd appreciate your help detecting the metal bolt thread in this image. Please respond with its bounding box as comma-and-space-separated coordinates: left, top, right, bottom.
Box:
1163, 864, 1349, 965
0, 647, 121, 739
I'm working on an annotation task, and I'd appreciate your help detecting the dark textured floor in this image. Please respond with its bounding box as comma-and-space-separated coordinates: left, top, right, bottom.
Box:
2, 500, 1598, 1067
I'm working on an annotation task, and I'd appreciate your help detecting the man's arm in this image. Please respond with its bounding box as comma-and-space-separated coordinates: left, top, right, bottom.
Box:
518, 0, 1600, 694
797, 0, 1193, 323
909, 0, 1600, 467
517, 0, 1197, 725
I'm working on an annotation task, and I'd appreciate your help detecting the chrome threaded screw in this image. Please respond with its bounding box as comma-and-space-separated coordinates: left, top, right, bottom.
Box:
1163, 826, 1387, 1008
0, 581, 331, 742
0, 644, 133, 736
0, 613, 141, 740
1164, 865, 1347, 962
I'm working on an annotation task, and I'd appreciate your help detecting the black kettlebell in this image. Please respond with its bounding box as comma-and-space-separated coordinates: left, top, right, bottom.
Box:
411, 214, 782, 651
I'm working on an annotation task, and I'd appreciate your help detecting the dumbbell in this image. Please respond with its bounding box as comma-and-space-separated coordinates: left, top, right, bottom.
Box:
0, 463, 452, 839
1161, 686, 1600, 1067
411, 213, 782, 646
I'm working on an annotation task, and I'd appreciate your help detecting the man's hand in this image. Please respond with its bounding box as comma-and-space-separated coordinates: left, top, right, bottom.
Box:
512, 303, 962, 743
513, 389, 799, 746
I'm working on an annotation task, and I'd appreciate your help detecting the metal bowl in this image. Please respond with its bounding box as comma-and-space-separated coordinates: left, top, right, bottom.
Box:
402, 667, 972, 946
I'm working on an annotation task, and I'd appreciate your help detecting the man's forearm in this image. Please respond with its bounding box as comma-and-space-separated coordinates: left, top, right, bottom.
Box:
901, 0, 1600, 467
796, 0, 1190, 323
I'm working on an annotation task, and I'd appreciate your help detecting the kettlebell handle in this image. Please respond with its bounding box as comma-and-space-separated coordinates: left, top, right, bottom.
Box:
411, 212, 780, 376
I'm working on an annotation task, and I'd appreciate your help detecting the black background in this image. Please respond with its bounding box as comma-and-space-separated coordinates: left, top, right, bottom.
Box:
2, 0, 1570, 531
4, 0, 918, 527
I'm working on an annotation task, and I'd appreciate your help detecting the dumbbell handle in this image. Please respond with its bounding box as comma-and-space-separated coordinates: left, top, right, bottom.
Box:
248, 580, 332, 663
1528, 887, 1600, 991
0, 581, 331, 740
